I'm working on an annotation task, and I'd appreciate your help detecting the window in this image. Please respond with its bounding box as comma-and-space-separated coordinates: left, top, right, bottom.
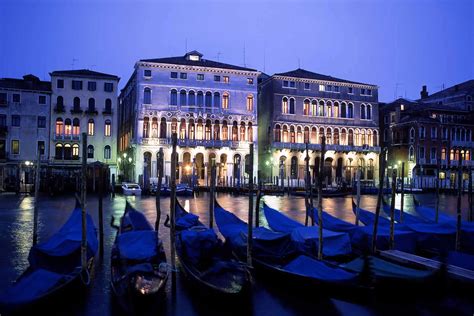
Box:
246, 95, 253, 112
12, 94, 20, 103
72, 144, 79, 159
38, 95, 46, 104
11, 140, 19, 154
144, 69, 152, 77
180, 72, 187, 79
419, 126, 425, 139
180, 90, 187, 106
88, 81, 96, 91
104, 83, 113, 92
334, 86, 340, 93
57, 79, 64, 88
222, 93, 229, 109
55, 118, 63, 135
0, 93, 7, 105
0, 114, 6, 126
303, 99, 310, 115
87, 145, 94, 159
55, 144, 63, 159
289, 98, 295, 114
104, 145, 111, 159
197, 74, 204, 80
12, 115, 20, 127
326, 85, 332, 92
223, 76, 229, 83
105, 99, 112, 112
348, 104, 354, 118
319, 84, 325, 91
73, 118, 80, 135
409, 128, 415, 142
88, 98, 95, 111
37, 141, 45, 155
105, 119, 111, 136
304, 83, 310, 90
431, 127, 437, 139
197, 91, 204, 106
283, 81, 289, 87
361, 88, 366, 95
88, 119, 94, 136
188, 91, 196, 106
144, 87, 151, 104
205, 92, 212, 107
419, 146, 425, 159
213, 92, 220, 108
73, 97, 81, 110
289, 81, 295, 88
360, 104, 366, 119
247, 78, 254, 85
64, 118, 72, 135
431, 147, 437, 161
171, 72, 178, 79
214, 75, 221, 82
384, 115, 389, 124
64, 144, 72, 160
72, 80, 82, 90
37, 116, 46, 128
170, 89, 178, 105
282, 97, 288, 114
441, 147, 447, 160
366, 104, 372, 120
409, 146, 415, 161
348, 87, 353, 94
367, 89, 372, 96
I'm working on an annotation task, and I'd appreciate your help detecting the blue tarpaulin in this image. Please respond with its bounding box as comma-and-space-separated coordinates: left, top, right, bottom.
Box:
118, 230, 158, 261
180, 228, 219, 266
283, 255, 358, 282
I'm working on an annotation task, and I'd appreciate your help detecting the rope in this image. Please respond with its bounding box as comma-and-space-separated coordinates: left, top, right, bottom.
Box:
80, 266, 91, 286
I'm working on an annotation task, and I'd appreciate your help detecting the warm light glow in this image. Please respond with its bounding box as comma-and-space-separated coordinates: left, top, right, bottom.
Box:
118, 157, 121, 163
123, 153, 127, 158
128, 157, 132, 163
184, 165, 192, 172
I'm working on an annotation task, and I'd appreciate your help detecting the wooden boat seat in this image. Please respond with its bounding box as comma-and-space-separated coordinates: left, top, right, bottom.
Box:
380, 250, 474, 282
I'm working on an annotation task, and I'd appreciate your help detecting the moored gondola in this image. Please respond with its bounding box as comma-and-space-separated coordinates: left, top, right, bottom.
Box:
111, 201, 168, 313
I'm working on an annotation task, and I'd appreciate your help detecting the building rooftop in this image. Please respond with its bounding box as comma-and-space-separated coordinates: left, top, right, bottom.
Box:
50, 69, 119, 80
420, 79, 474, 101
274, 68, 375, 86
140, 51, 258, 72
0, 74, 51, 92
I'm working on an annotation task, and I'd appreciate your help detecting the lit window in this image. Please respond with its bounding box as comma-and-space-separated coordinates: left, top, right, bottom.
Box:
223, 76, 229, 83
222, 93, 229, 109
247, 78, 254, 85
246, 95, 253, 112
401, 104, 405, 111
73, 118, 80, 135
105, 119, 111, 136
197, 74, 204, 80
55, 118, 63, 135
11, 140, 19, 154
189, 54, 200, 61
319, 84, 325, 91
88, 119, 94, 136
104, 145, 111, 159
72, 144, 79, 158
282, 97, 288, 114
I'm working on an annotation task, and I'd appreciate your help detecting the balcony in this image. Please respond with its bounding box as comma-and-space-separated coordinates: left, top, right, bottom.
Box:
139, 137, 248, 149
102, 108, 113, 115
419, 158, 426, 164
272, 142, 381, 153
54, 105, 66, 113
85, 107, 98, 115
0, 125, 8, 136
451, 140, 474, 148
54, 133, 81, 141
430, 159, 437, 165
140, 138, 169, 146
71, 107, 83, 114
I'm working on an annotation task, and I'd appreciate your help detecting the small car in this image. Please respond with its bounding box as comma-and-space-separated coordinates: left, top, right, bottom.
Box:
121, 183, 142, 196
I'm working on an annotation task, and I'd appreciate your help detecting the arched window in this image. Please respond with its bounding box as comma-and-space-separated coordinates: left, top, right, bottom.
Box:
214, 92, 220, 108
409, 127, 415, 142
144, 87, 151, 104
143, 117, 149, 138
180, 90, 187, 106
282, 97, 288, 114
326, 127, 332, 144
73, 118, 80, 135
247, 122, 253, 142
205, 92, 212, 107
222, 92, 229, 109
179, 119, 186, 139
409, 146, 415, 161
188, 119, 195, 139
240, 122, 246, 141
170, 89, 177, 105
188, 91, 196, 106
311, 100, 317, 116
360, 104, 366, 119
197, 119, 203, 139
282, 125, 288, 142
246, 94, 254, 112
367, 159, 374, 180
441, 147, 447, 160
88, 98, 95, 111
57, 96, 64, 107
274, 124, 281, 142
348, 129, 354, 146
214, 120, 220, 140
105, 119, 111, 136
304, 126, 309, 143
160, 117, 167, 138
205, 120, 212, 140
151, 117, 158, 138
373, 130, 378, 146
303, 99, 310, 115
72, 144, 79, 159
290, 156, 298, 179
73, 97, 81, 111
64, 144, 72, 160
197, 91, 204, 107
366, 104, 372, 120
311, 127, 317, 144
289, 98, 295, 114
354, 129, 360, 146
319, 127, 324, 144
341, 128, 347, 145
341, 102, 347, 118
87, 145, 94, 159
318, 100, 325, 116
290, 126, 295, 143
87, 119, 94, 136
55, 118, 63, 135
296, 126, 303, 143
171, 118, 177, 135
65, 118, 72, 135
105, 98, 112, 112
333, 128, 340, 145
333, 102, 340, 118
104, 145, 111, 160
55, 143, 63, 159
232, 121, 238, 141
348, 103, 354, 118
326, 101, 332, 117
222, 120, 228, 140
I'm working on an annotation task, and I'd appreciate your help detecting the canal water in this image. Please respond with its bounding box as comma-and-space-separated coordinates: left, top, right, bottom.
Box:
0, 192, 473, 315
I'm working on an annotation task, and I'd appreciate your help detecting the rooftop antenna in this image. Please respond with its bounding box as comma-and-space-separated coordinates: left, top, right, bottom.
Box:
71, 58, 78, 70
394, 83, 402, 99
214, 51, 222, 62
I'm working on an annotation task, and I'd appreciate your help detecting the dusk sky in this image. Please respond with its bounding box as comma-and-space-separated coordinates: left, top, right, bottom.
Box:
0, 0, 472, 102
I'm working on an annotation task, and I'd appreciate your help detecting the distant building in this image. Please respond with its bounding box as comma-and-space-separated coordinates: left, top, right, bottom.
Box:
118, 51, 259, 187
49, 69, 120, 188
0, 74, 51, 191
258, 69, 380, 187
379, 80, 474, 189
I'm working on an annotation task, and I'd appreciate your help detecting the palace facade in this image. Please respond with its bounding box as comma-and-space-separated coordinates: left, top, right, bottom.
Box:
118, 51, 260, 188
258, 69, 381, 186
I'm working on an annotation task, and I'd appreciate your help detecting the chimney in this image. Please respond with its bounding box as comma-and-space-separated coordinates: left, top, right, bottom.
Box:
420, 85, 428, 99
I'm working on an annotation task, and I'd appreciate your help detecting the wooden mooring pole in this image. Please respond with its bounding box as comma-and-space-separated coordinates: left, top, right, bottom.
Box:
209, 158, 216, 229
247, 143, 254, 267
371, 148, 387, 253
317, 136, 326, 260
455, 155, 462, 251
389, 169, 397, 250
400, 162, 405, 223
170, 134, 178, 269
32, 150, 41, 246
81, 132, 88, 273
155, 148, 164, 232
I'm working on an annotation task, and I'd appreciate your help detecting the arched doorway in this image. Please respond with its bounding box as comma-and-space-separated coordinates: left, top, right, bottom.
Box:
195, 153, 204, 184
324, 158, 333, 185
182, 152, 192, 184
336, 157, 343, 183
219, 154, 228, 185
290, 156, 298, 179
207, 152, 216, 184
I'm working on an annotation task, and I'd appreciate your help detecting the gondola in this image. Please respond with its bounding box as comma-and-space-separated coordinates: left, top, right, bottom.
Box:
167, 199, 250, 296
158, 184, 194, 197
0, 199, 98, 313
111, 202, 168, 313
214, 200, 365, 296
